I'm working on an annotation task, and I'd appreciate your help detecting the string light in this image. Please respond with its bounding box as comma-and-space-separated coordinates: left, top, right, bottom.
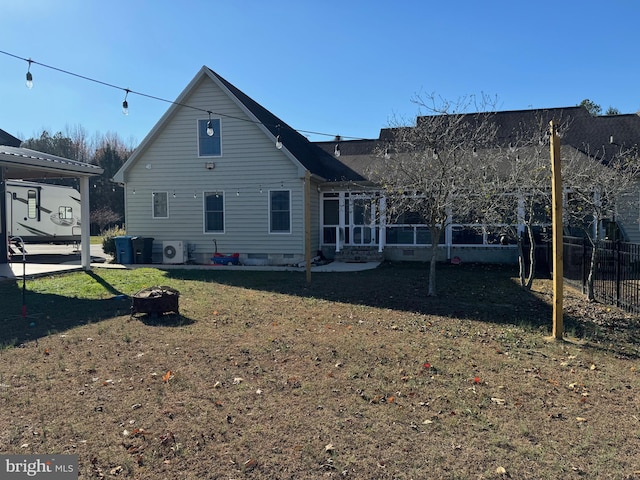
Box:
122, 89, 130, 115
25, 59, 33, 89
206, 111, 214, 136
0, 49, 371, 143
334, 143, 341, 157
275, 134, 282, 149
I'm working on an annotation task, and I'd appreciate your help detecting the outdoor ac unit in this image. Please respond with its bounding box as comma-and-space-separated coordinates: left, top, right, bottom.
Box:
162, 241, 187, 264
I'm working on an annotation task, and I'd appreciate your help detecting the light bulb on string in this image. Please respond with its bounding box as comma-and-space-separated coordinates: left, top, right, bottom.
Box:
122, 89, 130, 115
275, 134, 283, 149
206, 111, 214, 136
25, 59, 33, 89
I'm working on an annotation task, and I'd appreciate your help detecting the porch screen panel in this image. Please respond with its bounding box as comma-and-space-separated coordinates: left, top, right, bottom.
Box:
323, 198, 339, 243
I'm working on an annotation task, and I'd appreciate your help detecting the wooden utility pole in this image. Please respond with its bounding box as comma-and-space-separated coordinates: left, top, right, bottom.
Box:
550, 120, 564, 339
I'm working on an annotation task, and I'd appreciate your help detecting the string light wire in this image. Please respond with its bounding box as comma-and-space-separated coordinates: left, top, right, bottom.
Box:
0, 49, 368, 141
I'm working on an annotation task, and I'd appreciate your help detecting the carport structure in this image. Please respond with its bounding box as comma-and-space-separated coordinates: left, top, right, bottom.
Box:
1, 142, 104, 269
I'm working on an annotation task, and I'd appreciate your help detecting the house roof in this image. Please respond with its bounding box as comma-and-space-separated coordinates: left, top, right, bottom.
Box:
208, 69, 365, 183
0, 128, 22, 147
113, 66, 365, 184
0, 146, 103, 179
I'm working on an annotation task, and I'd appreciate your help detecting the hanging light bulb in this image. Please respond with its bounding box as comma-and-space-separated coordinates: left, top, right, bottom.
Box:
334, 144, 341, 157
25, 59, 33, 89
122, 89, 130, 115
206, 111, 214, 136
275, 134, 283, 149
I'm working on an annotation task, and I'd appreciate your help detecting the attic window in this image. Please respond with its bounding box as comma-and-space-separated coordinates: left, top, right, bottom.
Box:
198, 118, 221, 157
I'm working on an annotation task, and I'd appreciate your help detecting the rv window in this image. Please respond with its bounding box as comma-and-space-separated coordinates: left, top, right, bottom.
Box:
28, 190, 38, 219
59, 206, 73, 220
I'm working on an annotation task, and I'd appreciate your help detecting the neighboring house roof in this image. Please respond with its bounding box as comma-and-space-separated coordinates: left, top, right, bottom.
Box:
0, 128, 22, 147
316, 106, 640, 177
113, 66, 365, 184
0, 146, 104, 179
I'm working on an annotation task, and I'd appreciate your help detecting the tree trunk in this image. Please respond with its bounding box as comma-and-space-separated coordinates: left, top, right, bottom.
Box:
586, 222, 601, 301
586, 244, 596, 301
525, 224, 536, 289
517, 236, 526, 287
427, 226, 441, 296
428, 241, 438, 296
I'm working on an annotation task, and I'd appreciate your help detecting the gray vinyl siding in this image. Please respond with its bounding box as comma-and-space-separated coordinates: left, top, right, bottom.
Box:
616, 185, 640, 243
310, 179, 321, 254
123, 76, 306, 262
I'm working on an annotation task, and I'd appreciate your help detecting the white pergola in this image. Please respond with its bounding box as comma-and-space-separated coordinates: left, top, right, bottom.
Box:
0, 146, 104, 269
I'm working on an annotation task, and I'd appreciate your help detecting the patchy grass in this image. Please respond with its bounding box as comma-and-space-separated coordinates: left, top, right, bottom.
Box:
0, 262, 639, 479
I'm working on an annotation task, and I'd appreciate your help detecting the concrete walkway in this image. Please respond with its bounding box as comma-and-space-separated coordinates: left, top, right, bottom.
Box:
0, 244, 380, 280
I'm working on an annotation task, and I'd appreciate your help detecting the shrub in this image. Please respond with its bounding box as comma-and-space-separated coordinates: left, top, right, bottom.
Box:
102, 226, 126, 259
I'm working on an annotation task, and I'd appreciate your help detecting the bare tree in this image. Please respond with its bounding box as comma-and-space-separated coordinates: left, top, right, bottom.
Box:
90, 206, 122, 234
563, 144, 640, 300
477, 143, 551, 289
368, 93, 500, 296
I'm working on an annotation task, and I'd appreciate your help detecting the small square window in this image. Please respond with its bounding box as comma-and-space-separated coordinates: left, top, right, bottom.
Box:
198, 118, 221, 157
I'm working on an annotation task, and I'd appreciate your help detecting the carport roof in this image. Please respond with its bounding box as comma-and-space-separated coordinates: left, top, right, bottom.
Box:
0, 145, 103, 179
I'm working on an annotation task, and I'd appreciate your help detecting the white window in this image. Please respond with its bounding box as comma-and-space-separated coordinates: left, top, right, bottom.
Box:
270, 190, 291, 233
204, 192, 225, 232
152, 192, 169, 218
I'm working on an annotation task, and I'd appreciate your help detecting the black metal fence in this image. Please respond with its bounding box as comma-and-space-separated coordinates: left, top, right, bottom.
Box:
564, 236, 640, 313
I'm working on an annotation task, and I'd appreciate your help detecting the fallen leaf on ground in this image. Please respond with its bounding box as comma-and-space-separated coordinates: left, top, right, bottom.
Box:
162, 371, 173, 383
243, 458, 257, 472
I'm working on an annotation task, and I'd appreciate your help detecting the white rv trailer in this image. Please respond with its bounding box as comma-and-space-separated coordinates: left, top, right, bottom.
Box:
5, 179, 81, 244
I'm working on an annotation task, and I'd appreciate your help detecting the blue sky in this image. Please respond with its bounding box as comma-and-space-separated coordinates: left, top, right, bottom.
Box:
1, 0, 639, 147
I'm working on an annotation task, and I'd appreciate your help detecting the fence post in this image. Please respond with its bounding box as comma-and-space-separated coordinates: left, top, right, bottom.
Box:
615, 240, 621, 308
581, 237, 587, 295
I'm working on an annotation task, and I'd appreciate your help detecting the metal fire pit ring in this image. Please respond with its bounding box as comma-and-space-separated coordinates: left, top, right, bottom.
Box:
131, 286, 180, 318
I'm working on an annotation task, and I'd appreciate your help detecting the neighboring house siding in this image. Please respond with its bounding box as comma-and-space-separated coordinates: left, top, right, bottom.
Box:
123, 77, 306, 264
617, 185, 640, 243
